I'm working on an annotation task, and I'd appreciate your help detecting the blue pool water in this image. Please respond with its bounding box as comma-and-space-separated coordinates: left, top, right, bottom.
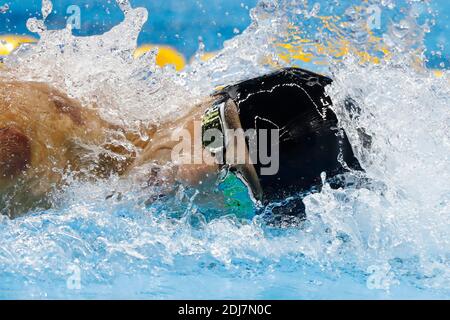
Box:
1, 0, 449, 67
0, 0, 449, 299
1, 0, 258, 60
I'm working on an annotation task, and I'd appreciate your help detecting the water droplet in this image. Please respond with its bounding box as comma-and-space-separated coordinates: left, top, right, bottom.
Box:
116, 0, 131, 13
26, 17, 46, 33
41, 0, 53, 20
0, 3, 9, 14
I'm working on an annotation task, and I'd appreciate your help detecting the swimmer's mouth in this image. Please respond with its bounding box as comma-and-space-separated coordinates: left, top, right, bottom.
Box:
201, 67, 362, 206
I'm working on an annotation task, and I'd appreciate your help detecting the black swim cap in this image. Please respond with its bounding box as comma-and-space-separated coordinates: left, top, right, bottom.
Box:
215, 67, 362, 211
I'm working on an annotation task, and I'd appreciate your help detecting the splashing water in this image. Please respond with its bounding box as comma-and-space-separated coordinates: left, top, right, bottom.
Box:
0, 4, 9, 14
0, 0, 449, 299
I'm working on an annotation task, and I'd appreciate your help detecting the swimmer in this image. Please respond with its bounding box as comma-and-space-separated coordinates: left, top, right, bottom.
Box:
0, 67, 362, 218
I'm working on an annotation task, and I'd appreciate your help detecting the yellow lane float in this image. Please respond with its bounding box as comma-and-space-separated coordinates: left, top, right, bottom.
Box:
189, 51, 219, 63
275, 18, 391, 67
433, 70, 445, 78
0, 35, 37, 56
134, 45, 186, 71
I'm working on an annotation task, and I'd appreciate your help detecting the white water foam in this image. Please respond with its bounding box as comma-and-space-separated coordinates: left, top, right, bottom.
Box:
0, 0, 449, 297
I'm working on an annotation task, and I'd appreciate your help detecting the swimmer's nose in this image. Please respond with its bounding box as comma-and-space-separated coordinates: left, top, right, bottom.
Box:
0, 126, 31, 179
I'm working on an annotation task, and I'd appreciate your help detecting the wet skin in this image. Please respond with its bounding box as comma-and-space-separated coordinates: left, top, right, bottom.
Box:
0, 80, 219, 217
